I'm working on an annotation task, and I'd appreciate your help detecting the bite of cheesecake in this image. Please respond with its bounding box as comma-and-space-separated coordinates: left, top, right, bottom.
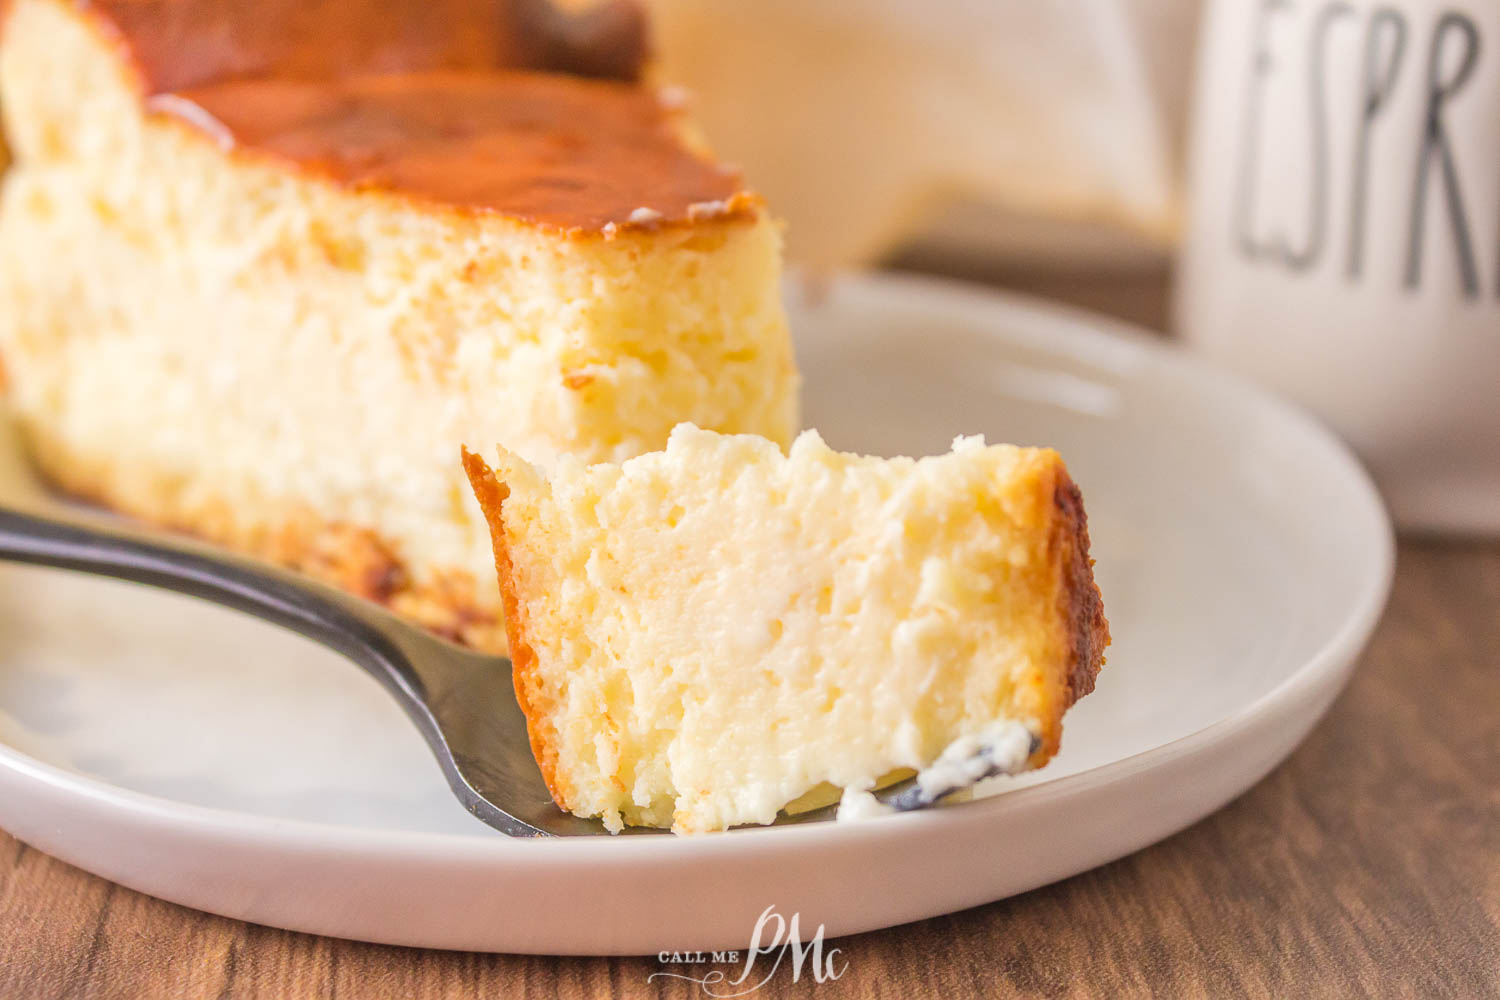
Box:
463, 425, 1109, 834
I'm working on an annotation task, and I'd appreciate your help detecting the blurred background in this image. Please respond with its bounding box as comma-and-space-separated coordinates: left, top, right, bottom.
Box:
644, 0, 1199, 330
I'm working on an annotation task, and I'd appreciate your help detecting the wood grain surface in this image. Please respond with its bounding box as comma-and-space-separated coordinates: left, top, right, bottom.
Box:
1, 274, 1496, 998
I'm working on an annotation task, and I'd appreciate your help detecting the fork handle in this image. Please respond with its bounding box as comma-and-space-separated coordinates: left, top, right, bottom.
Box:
0, 504, 433, 708
0, 501, 561, 837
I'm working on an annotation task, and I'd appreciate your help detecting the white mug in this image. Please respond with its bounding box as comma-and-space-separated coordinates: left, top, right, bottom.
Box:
1175, 0, 1500, 533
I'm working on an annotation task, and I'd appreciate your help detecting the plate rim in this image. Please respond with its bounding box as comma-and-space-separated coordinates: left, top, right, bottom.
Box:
0, 269, 1396, 867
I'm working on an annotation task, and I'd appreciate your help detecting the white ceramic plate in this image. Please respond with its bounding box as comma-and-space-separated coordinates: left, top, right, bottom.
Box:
0, 273, 1393, 955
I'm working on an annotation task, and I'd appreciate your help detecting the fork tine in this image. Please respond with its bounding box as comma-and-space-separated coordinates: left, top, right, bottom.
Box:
881, 728, 1042, 812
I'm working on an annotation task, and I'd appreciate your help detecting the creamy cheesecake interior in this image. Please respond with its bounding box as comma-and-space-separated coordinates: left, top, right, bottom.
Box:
0, 0, 799, 649
464, 426, 1108, 833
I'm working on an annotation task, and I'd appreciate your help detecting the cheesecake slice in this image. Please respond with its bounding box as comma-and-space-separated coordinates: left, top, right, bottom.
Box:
463, 425, 1108, 833
0, 0, 798, 650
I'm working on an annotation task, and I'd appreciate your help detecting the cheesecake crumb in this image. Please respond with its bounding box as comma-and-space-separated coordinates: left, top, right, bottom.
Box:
836, 785, 893, 822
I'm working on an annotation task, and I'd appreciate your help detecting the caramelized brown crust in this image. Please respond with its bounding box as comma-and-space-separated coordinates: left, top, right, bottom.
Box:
1051, 467, 1110, 710
1010, 459, 1110, 767
461, 448, 568, 809
1016, 465, 1111, 765
170, 71, 751, 232
51, 0, 751, 233
81, 0, 648, 92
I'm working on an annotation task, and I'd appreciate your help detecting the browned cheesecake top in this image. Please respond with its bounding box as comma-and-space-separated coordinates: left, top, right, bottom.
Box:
166, 72, 752, 231
85, 0, 650, 91
75, 0, 752, 233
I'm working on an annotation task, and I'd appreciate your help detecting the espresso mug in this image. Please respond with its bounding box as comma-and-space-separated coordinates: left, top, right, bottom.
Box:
1175, 0, 1499, 533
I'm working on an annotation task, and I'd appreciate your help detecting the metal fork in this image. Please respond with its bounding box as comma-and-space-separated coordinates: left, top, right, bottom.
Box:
0, 494, 1030, 836
0, 496, 595, 836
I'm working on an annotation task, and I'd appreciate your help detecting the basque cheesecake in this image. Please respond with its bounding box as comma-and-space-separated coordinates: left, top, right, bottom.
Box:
463, 426, 1109, 833
0, 0, 798, 650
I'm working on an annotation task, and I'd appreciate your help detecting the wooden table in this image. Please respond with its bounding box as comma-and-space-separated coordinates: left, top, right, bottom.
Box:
2, 272, 1496, 998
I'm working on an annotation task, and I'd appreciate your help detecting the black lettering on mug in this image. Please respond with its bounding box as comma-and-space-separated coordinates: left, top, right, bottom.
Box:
1347, 6, 1408, 280
1233, 0, 1291, 260
1281, 2, 1355, 270
1232, 4, 1495, 299
1405, 11, 1482, 297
